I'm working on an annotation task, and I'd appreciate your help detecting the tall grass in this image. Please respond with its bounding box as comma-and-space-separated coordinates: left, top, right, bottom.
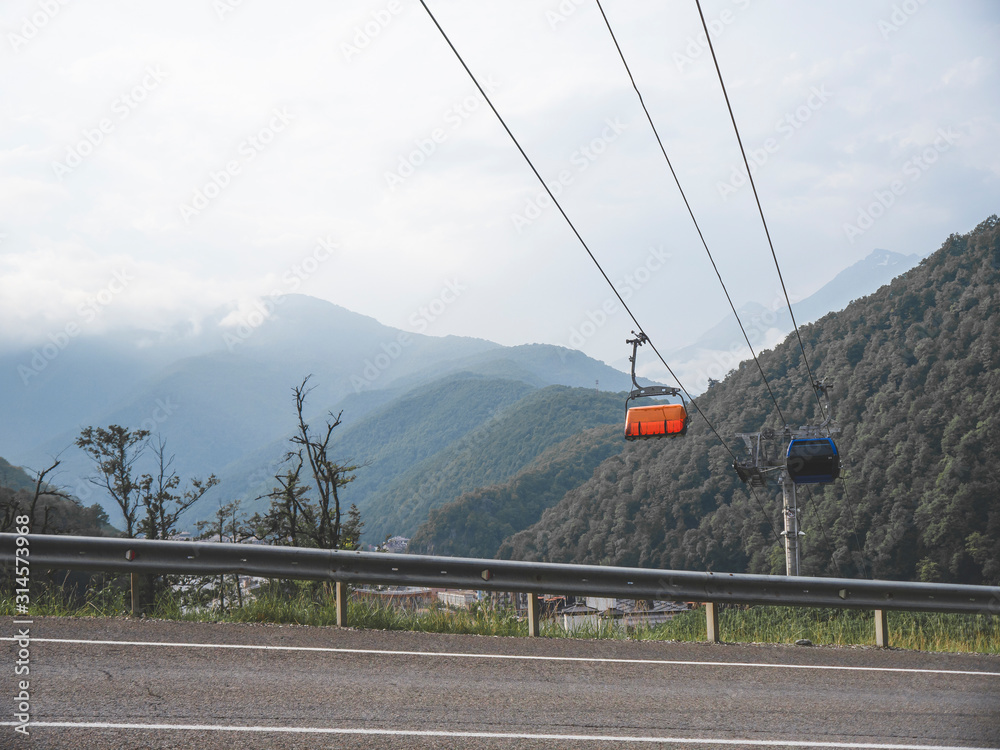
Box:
546, 607, 1000, 653
1, 582, 132, 617
715, 606, 1000, 652
2, 585, 997, 653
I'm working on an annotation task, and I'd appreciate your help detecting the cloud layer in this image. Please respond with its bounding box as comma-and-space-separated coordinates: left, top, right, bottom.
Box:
2, 0, 998, 377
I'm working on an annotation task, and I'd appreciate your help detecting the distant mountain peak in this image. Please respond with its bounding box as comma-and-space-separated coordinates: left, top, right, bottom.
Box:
661, 246, 923, 393
865, 248, 918, 267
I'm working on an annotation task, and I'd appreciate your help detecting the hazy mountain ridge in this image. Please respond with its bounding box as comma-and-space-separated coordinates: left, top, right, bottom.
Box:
2, 295, 641, 529
0, 458, 39, 493
664, 248, 922, 391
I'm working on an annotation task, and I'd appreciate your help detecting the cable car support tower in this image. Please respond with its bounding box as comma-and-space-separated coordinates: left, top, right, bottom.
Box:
734, 381, 840, 576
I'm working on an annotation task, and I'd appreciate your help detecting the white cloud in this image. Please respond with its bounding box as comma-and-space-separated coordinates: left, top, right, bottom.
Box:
0, 0, 997, 365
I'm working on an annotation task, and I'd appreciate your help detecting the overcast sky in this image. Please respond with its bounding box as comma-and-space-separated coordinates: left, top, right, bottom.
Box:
2, 0, 998, 381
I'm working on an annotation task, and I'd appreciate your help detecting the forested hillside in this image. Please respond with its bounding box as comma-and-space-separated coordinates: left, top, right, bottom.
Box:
500, 216, 1000, 585
0, 458, 38, 493
407, 424, 622, 558
0, 458, 116, 536
359, 386, 625, 542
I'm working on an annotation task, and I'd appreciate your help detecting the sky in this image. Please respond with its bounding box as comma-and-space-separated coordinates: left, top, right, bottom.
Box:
2, 0, 998, 383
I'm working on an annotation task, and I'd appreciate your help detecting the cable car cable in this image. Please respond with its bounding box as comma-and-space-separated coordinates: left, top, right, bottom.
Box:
416, 0, 783, 547
594, 0, 788, 429
803, 485, 868, 579
801, 486, 833, 569
592, 0, 797, 546
838, 474, 870, 579
691, 0, 872, 570
417, 0, 704, 439
692, 0, 825, 415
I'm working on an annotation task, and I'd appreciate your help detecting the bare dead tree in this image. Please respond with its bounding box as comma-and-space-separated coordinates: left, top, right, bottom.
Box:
24, 459, 73, 533
138, 437, 219, 541
287, 376, 358, 550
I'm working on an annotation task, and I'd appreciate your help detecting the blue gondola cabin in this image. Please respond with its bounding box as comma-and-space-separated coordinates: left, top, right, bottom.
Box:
786, 438, 840, 484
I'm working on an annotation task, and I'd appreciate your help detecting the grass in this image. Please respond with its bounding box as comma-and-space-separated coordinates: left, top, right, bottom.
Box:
3, 582, 999, 653
715, 606, 1000, 653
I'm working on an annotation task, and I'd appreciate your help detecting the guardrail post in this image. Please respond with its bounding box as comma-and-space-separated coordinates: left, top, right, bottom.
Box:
874, 609, 889, 647
705, 602, 720, 643
527, 593, 540, 637
130, 572, 139, 616
335, 581, 348, 628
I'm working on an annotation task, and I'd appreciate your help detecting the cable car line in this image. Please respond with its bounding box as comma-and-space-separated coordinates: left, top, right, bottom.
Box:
417, 0, 700, 435
416, 0, 783, 547
801, 487, 834, 567
839, 474, 871, 579
595, 0, 825, 551
692, 0, 825, 415
594, 1, 861, 554
594, 0, 788, 429
802, 481, 869, 580
693, 0, 870, 576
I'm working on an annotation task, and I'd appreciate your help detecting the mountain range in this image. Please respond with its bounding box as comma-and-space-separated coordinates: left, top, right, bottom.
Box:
0, 245, 926, 545
0, 295, 636, 531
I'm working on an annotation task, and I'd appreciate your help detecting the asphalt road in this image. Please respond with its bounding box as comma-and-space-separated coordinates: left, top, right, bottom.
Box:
3, 617, 999, 749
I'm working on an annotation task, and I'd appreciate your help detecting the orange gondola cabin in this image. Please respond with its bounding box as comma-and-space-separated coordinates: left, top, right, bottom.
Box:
623, 332, 688, 441
624, 402, 687, 439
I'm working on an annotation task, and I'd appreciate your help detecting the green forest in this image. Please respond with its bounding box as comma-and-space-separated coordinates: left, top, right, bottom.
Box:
499, 216, 1000, 586
360, 385, 624, 541
408, 424, 623, 558
0, 458, 113, 537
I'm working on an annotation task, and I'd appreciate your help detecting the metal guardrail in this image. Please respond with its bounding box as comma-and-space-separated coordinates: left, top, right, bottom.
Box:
4, 533, 999, 645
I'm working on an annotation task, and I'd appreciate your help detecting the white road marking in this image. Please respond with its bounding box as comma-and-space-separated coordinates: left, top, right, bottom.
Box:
7, 636, 1000, 677
0, 721, 995, 749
